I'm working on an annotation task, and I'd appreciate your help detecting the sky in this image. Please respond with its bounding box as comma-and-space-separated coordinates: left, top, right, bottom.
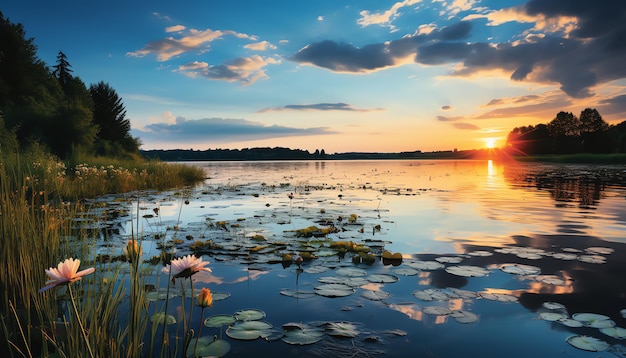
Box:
3, 0, 626, 153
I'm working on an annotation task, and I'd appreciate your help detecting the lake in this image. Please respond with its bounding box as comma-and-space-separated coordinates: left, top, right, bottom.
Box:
87, 159, 626, 357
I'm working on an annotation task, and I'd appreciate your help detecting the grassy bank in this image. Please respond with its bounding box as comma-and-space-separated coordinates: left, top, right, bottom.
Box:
1, 147, 205, 357
512, 153, 626, 164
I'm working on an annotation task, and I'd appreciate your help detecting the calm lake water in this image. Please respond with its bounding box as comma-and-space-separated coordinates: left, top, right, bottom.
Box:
89, 159, 626, 357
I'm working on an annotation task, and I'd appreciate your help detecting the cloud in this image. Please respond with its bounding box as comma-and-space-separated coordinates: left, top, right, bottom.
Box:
165, 25, 186, 33
484, 95, 542, 107
244, 41, 277, 51
258, 102, 382, 113
357, 0, 423, 30
597, 94, 626, 117
127, 27, 255, 61
453, 122, 480, 130
132, 116, 336, 144
441, 105, 454, 110
475, 94, 572, 119
290, 1, 626, 98
436, 115, 464, 122
177, 55, 281, 85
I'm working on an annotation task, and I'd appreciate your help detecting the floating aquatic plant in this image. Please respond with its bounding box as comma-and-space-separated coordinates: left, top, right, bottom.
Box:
187, 336, 231, 357
204, 314, 236, 328
566, 335, 610, 352
445, 265, 490, 277
315, 283, 355, 297
281, 323, 325, 345
234, 308, 266, 321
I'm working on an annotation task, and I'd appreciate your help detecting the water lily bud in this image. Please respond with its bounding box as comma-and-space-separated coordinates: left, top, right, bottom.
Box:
197, 287, 213, 308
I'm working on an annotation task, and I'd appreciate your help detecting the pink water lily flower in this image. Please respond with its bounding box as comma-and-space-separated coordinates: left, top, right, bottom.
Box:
39, 258, 95, 293
162, 254, 211, 282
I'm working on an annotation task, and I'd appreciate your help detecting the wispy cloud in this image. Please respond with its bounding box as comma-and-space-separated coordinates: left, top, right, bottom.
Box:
357, 0, 422, 30
453, 122, 480, 130
244, 41, 277, 51
258, 102, 382, 113
132, 116, 336, 144
176, 55, 280, 85
127, 27, 255, 61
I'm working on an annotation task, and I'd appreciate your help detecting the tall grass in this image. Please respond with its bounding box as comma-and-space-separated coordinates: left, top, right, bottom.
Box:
1, 147, 205, 357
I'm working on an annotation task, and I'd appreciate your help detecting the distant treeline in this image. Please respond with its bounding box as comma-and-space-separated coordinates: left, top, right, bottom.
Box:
139, 147, 494, 161
506, 108, 626, 155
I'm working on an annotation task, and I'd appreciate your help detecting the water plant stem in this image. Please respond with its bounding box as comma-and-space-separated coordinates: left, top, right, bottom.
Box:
67, 284, 95, 358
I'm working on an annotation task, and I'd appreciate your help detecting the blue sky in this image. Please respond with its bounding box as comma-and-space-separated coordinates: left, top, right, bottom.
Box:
3, 0, 626, 153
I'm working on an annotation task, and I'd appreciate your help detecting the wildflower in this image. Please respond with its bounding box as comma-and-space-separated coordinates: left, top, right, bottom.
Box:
197, 287, 213, 308
162, 254, 211, 282
39, 258, 95, 293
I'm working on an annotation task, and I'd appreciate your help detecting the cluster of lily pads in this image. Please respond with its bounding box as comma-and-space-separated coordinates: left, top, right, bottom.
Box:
73, 178, 626, 356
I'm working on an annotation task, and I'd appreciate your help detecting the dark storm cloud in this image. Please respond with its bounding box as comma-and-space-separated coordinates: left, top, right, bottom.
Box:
258, 102, 382, 112
132, 117, 335, 143
289, 1, 626, 98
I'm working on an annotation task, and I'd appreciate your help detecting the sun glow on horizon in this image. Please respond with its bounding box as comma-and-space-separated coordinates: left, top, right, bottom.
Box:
485, 137, 497, 149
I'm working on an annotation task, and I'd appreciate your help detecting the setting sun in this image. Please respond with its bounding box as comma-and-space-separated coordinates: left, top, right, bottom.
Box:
485, 138, 497, 149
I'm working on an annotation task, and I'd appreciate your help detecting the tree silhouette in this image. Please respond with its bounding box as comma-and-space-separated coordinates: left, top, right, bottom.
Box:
52, 51, 73, 93
90, 81, 138, 155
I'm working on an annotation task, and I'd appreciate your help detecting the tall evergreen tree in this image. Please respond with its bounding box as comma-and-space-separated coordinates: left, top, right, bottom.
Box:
90, 81, 139, 155
52, 51, 73, 92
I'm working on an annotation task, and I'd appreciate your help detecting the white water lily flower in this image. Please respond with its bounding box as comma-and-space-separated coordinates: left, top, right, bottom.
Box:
39, 258, 95, 293
162, 254, 211, 282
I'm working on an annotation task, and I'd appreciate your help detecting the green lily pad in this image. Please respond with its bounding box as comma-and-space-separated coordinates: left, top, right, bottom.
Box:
572, 313, 615, 328
315, 283, 355, 297
600, 326, 626, 339
539, 312, 568, 321
566, 335, 610, 352
447, 288, 478, 299
435, 256, 463, 264
391, 267, 420, 276
557, 318, 584, 328
204, 314, 237, 328
187, 336, 231, 357
361, 289, 391, 301
479, 292, 518, 302
445, 265, 489, 277
412, 289, 452, 301
499, 263, 540, 276
450, 310, 479, 323
542, 302, 566, 310
336, 267, 367, 277
280, 289, 316, 299
367, 273, 399, 283
150, 312, 176, 325
281, 323, 325, 345
234, 309, 266, 321
404, 260, 444, 270
212, 292, 232, 301
145, 289, 176, 302
226, 321, 274, 340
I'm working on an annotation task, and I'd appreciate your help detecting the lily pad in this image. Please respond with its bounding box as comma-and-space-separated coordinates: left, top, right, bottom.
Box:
412, 289, 452, 301
391, 267, 420, 276
566, 335, 610, 352
280, 289, 316, 299
499, 263, 540, 276
204, 314, 237, 328
445, 265, 490, 277
600, 326, 626, 339
367, 273, 399, 283
361, 289, 391, 301
557, 318, 584, 328
281, 323, 325, 345
542, 302, 566, 310
234, 309, 266, 321
450, 310, 479, 324
226, 321, 274, 340
405, 260, 444, 271
435, 256, 463, 264
336, 267, 367, 277
539, 312, 568, 321
572, 313, 614, 327
315, 283, 355, 297
150, 312, 176, 325
187, 337, 231, 357
478, 292, 518, 302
